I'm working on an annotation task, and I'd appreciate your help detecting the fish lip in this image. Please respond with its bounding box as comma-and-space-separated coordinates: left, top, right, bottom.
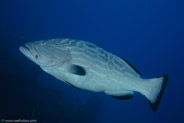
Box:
19, 44, 33, 57
25, 43, 31, 50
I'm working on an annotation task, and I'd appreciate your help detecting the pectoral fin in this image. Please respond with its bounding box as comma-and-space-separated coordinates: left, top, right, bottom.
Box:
65, 81, 80, 90
67, 64, 86, 76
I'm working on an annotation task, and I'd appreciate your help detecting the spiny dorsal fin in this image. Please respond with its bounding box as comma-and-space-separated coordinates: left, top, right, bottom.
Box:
121, 58, 142, 75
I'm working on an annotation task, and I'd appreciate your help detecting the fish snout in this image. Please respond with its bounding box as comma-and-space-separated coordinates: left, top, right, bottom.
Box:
19, 45, 31, 56
19, 43, 38, 61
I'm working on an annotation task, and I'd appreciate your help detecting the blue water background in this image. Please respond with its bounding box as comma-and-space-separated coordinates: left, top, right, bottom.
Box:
0, 0, 184, 123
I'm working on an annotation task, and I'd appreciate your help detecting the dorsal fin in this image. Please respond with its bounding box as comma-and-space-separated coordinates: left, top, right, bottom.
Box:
121, 58, 142, 76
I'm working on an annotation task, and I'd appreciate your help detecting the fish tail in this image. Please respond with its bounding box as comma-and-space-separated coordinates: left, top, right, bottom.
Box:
140, 75, 169, 112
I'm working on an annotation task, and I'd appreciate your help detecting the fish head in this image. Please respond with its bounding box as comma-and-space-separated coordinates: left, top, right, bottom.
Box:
19, 39, 72, 68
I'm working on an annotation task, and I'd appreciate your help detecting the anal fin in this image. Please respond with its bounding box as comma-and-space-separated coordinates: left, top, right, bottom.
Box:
105, 91, 134, 100
111, 95, 133, 100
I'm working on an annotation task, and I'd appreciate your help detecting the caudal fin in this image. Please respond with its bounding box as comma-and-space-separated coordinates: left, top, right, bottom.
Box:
141, 75, 169, 112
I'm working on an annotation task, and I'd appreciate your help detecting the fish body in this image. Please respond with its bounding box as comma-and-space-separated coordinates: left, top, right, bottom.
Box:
19, 38, 168, 112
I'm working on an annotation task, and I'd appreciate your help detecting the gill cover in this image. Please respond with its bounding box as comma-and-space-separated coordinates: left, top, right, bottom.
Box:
37, 46, 72, 68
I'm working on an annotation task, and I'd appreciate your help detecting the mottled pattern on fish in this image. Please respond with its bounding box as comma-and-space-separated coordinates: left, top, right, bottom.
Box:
45, 39, 141, 92
19, 38, 169, 112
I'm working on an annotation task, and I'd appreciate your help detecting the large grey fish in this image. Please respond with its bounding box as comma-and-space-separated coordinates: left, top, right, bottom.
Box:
19, 38, 168, 112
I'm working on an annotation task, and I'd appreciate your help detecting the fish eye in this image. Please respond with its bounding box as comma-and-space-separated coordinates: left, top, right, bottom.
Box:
41, 41, 45, 45
35, 55, 38, 59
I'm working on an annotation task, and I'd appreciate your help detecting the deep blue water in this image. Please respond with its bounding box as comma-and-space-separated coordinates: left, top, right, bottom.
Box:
0, 0, 184, 123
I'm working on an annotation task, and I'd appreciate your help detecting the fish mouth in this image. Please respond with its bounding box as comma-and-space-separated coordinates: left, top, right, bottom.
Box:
19, 44, 34, 58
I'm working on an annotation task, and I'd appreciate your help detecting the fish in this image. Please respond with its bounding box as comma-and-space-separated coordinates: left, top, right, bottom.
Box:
19, 38, 169, 112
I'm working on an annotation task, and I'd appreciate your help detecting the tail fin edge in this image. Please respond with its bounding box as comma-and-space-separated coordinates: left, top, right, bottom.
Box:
148, 74, 169, 112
